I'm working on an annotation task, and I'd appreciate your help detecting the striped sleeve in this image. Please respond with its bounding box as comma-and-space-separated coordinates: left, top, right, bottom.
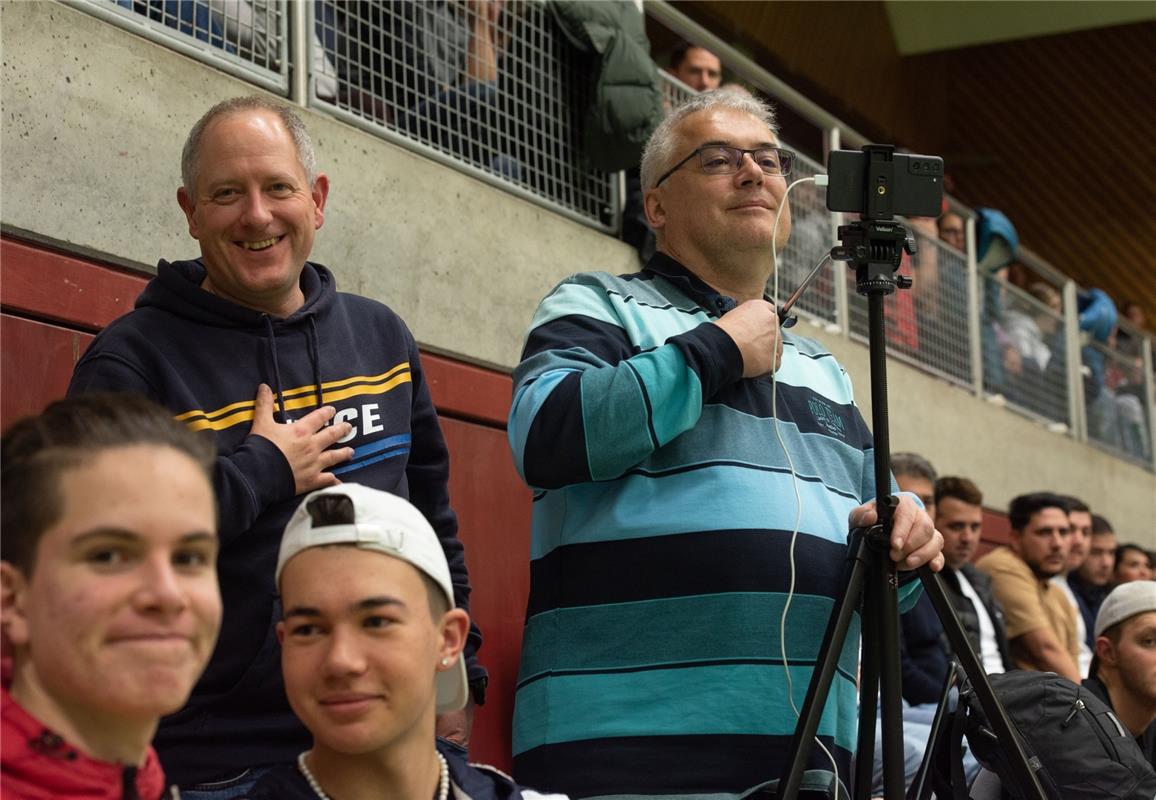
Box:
508, 276, 743, 490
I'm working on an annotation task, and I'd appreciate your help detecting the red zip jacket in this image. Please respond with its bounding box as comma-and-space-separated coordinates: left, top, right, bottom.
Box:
1, 687, 167, 800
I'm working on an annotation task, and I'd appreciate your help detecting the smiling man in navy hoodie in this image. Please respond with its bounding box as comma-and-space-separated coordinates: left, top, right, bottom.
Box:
68, 96, 485, 799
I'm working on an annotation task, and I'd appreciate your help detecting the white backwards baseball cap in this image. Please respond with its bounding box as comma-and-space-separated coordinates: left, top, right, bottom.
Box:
1094, 580, 1156, 638
276, 484, 468, 713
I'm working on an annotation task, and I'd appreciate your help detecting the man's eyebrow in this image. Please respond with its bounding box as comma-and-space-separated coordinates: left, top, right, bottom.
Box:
355, 596, 406, 612
178, 532, 218, 545
282, 596, 406, 619
697, 139, 779, 150
69, 528, 140, 546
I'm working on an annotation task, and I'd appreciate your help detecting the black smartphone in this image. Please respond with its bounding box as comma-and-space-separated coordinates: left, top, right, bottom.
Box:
826, 150, 944, 218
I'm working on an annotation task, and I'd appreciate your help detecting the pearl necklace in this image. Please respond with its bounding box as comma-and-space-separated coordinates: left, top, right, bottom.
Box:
296, 751, 450, 800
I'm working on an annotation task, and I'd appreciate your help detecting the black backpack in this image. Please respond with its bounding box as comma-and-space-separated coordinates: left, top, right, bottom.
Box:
930, 670, 1156, 800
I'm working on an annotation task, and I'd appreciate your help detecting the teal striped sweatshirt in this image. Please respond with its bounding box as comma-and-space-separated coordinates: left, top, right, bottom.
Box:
507, 254, 917, 799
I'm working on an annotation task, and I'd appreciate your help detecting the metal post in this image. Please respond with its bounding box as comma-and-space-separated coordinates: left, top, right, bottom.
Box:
1061, 280, 1085, 440
288, 0, 309, 107
965, 215, 982, 397
1142, 334, 1156, 469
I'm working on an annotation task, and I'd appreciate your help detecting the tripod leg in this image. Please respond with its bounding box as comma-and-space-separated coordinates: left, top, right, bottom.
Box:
907, 667, 956, 800
854, 568, 879, 800
877, 561, 905, 800
779, 530, 872, 800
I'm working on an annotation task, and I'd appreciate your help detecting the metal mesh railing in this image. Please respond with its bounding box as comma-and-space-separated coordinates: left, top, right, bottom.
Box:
77, 0, 288, 91
1087, 337, 1152, 462
980, 276, 1069, 427
846, 226, 973, 388
658, 69, 695, 111
311, 0, 617, 231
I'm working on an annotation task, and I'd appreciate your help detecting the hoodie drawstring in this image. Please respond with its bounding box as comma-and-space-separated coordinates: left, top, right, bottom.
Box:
263, 314, 325, 422
263, 315, 290, 423
308, 316, 324, 408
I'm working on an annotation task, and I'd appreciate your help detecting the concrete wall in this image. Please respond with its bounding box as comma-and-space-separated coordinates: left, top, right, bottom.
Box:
3, 1, 1153, 541
0, 0, 637, 370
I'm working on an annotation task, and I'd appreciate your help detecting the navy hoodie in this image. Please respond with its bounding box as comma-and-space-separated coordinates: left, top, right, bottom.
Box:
68, 259, 484, 785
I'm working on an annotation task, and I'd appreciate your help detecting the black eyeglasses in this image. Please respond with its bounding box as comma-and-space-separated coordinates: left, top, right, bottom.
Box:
654, 145, 795, 187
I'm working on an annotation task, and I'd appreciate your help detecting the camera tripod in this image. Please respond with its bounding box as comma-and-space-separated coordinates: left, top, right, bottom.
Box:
772, 153, 1047, 800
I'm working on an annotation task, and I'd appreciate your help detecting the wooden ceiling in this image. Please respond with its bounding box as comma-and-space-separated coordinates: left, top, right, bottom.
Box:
669, 1, 1156, 329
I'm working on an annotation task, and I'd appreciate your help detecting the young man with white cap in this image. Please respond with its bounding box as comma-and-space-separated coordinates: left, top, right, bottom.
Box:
246, 484, 564, 800
1083, 580, 1156, 771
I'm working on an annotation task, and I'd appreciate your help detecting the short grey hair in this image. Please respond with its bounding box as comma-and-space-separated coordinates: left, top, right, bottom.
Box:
181, 96, 317, 193
640, 89, 780, 190
892, 452, 938, 484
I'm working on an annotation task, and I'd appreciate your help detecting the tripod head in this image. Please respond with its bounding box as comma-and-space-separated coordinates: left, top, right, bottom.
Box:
829, 145, 920, 298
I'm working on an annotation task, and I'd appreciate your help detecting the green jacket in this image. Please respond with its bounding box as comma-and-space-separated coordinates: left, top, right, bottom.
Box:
551, 0, 665, 172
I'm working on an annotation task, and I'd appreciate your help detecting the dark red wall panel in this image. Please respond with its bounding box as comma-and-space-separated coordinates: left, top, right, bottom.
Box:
0, 314, 94, 431
0, 239, 147, 331
442, 418, 531, 771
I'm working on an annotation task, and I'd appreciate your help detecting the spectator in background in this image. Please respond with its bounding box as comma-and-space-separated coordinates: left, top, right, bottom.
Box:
247, 485, 565, 800
901, 476, 1013, 706
937, 211, 965, 253
997, 281, 1067, 420
1071, 514, 1119, 638
892, 452, 937, 519
1116, 544, 1154, 584
1, 394, 222, 800
1122, 300, 1148, 332
977, 492, 1080, 680
1083, 581, 1156, 770
668, 41, 722, 92
1052, 496, 1095, 674
625, 40, 723, 266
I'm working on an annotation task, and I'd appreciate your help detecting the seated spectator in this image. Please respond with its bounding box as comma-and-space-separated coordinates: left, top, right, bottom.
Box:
977, 493, 1080, 680
326, 1, 513, 171
1052, 496, 1095, 674
1083, 581, 1156, 770
668, 41, 722, 92
1116, 544, 1154, 584
247, 484, 565, 800
0, 394, 222, 799
901, 476, 1013, 706
937, 211, 965, 253
892, 452, 937, 517
998, 282, 1066, 420
1070, 513, 1119, 638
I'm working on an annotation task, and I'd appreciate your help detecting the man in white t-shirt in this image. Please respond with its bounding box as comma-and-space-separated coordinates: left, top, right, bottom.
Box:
1051, 496, 1095, 677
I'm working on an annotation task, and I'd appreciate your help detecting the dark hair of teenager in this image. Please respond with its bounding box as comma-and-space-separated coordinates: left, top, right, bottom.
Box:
1, 393, 215, 574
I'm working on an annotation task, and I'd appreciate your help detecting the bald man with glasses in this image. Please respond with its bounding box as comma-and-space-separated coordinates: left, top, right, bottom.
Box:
507, 90, 943, 800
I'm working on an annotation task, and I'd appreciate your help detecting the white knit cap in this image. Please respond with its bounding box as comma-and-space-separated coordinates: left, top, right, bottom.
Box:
1094, 580, 1156, 638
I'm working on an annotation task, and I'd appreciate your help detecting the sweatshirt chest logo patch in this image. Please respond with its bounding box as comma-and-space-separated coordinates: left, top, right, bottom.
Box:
807, 397, 847, 440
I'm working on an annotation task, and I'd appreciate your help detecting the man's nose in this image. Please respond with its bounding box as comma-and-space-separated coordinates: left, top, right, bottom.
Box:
734, 152, 764, 185
133, 557, 189, 617
323, 628, 367, 677
239, 191, 274, 227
